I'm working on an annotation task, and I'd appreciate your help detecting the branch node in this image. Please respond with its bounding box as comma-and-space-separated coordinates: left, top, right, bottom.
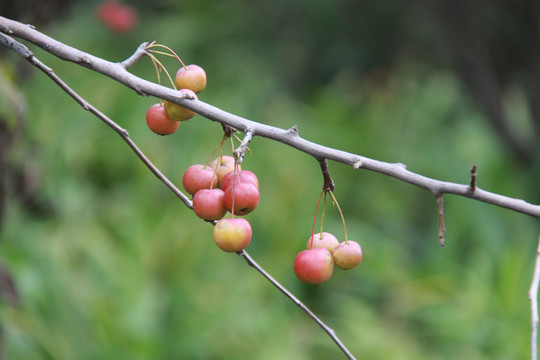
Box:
288, 125, 299, 136
436, 195, 446, 247
79, 56, 92, 65
353, 159, 363, 169
119, 42, 150, 69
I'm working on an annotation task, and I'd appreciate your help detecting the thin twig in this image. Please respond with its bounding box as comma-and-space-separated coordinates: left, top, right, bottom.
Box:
118, 41, 149, 69
436, 195, 446, 247
529, 233, 540, 360
238, 250, 357, 360
233, 130, 254, 164
319, 158, 335, 192
469, 165, 477, 192
0, 16, 539, 217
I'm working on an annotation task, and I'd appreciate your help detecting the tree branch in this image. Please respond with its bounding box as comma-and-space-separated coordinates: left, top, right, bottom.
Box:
0, 16, 537, 218
530, 233, 540, 360
0, 16, 538, 218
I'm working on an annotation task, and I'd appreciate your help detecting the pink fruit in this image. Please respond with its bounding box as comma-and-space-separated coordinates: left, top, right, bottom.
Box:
333, 241, 363, 270
145, 103, 179, 135
223, 182, 259, 215
220, 170, 259, 191
192, 189, 226, 221
175, 64, 207, 93
307, 232, 339, 254
213, 218, 252, 252
182, 165, 218, 195
96, 1, 137, 34
294, 248, 334, 284
210, 155, 239, 184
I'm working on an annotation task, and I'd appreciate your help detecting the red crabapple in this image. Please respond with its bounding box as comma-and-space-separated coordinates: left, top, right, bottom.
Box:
182, 165, 218, 195
213, 218, 252, 252
96, 1, 137, 34
333, 241, 363, 270
223, 182, 259, 215
192, 189, 226, 221
145, 103, 180, 135
210, 155, 240, 183
175, 64, 207, 93
307, 232, 339, 254
294, 248, 334, 284
220, 170, 259, 191
164, 89, 198, 121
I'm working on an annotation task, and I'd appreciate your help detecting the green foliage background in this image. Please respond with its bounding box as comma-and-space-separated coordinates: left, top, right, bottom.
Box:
1, 1, 539, 359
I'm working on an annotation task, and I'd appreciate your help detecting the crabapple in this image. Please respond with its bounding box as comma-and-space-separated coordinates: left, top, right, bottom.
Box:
220, 170, 259, 191
192, 189, 226, 221
96, 1, 137, 34
210, 155, 240, 183
223, 182, 259, 215
333, 241, 363, 270
145, 103, 179, 135
307, 232, 339, 254
164, 89, 198, 121
182, 165, 218, 195
213, 218, 252, 252
294, 248, 334, 284
175, 64, 207, 93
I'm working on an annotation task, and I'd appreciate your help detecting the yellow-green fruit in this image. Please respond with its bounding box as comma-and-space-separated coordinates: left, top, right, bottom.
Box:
164, 89, 198, 121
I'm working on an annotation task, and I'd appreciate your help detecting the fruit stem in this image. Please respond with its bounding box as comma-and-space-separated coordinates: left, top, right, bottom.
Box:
205, 135, 227, 168
328, 190, 348, 244
146, 52, 177, 90
146, 43, 187, 70
320, 191, 327, 239
230, 156, 240, 219
310, 189, 324, 249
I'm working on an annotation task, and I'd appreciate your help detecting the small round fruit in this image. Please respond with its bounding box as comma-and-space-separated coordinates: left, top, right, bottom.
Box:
145, 103, 180, 135
220, 170, 259, 191
192, 189, 226, 221
213, 218, 252, 252
97, 1, 137, 34
307, 232, 339, 254
175, 64, 207, 93
164, 89, 198, 121
182, 164, 218, 195
333, 241, 363, 270
294, 248, 334, 284
210, 155, 240, 183
223, 182, 259, 215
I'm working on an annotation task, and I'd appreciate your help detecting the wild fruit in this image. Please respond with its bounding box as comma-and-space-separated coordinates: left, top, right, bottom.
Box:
210, 155, 239, 183
213, 218, 252, 252
294, 248, 334, 284
220, 170, 259, 191
333, 241, 363, 270
175, 64, 207, 93
164, 89, 198, 121
192, 189, 226, 221
145, 103, 180, 135
223, 182, 259, 215
96, 1, 137, 34
307, 232, 339, 254
182, 165, 218, 195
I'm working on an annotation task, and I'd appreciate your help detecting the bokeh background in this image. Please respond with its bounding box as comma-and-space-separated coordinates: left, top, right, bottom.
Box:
1, 1, 539, 359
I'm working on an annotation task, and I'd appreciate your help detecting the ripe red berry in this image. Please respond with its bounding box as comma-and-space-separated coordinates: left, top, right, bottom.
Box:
213, 218, 252, 252
175, 64, 207, 93
220, 170, 259, 191
192, 189, 227, 221
294, 248, 334, 284
182, 165, 218, 195
223, 182, 259, 216
145, 103, 180, 135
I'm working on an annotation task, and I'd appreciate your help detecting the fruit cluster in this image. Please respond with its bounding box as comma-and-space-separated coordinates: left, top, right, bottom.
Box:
143, 49, 362, 284
293, 192, 363, 284
183, 155, 260, 253
146, 63, 207, 135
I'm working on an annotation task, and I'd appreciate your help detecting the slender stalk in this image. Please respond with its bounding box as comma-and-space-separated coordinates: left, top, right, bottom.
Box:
529, 233, 540, 360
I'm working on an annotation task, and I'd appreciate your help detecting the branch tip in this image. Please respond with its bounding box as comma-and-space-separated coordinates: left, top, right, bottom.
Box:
469, 164, 477, 192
